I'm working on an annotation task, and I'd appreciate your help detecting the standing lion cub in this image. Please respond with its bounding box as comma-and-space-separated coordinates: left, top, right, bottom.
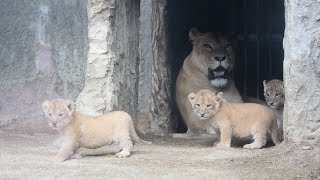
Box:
188, 89, 280, 149
42, 99, 149, 161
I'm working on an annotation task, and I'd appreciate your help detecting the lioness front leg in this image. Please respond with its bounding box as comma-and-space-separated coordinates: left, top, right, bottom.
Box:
115, 137, 133, 158
215, 122, 232, 148
54, 141, 75, 162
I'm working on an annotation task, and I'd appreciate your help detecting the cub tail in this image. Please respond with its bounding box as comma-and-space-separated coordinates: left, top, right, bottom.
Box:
128, 118, 152, 145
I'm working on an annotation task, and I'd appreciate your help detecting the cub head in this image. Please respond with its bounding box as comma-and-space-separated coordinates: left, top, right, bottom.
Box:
42, 99, 76, 130
189, 28, 236, 88
263, 79, 285, 109
188, 89, 223, 120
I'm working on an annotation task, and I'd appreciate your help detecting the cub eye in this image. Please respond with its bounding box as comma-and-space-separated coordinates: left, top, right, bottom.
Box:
203, 44, 212, 51
58, 113, 64, 117
195, 104, 200, 107
266, 93, 270, 97
224, 42, 231, 48
48, 113, 52, 116
275, 93, 281, 97
207, 104, 212, 107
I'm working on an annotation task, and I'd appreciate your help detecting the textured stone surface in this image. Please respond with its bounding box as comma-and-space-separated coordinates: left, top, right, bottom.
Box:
283, 0, 320, 146
0, 0, 88, 132
76, 0, 140, 119
137, 0, 172, 134
78, 0, 172, 134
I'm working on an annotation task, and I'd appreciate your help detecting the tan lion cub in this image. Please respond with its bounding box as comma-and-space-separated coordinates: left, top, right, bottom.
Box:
188, 89, 280, 149
42, 99, 149, 161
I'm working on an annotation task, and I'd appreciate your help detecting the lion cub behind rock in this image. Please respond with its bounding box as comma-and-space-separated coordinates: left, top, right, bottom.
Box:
188, 89, 280, 149
42, 99, 149, 161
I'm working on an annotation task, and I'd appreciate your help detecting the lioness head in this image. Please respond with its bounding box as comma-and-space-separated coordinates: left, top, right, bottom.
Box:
188, 89, 223, 120
42, 99, 75, 130
189, 28, 236, 88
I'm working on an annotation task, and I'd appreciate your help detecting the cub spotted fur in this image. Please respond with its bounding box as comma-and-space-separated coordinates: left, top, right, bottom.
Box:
188, 89, 280, 149
176, 28, 242, 134
42, 99, 149, 161
263, 79, 284, 140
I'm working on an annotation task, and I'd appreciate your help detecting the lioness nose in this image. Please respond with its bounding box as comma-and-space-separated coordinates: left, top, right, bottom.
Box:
52, 122, 57, 126
214, 56, 226, 62
200, 113, 205, 117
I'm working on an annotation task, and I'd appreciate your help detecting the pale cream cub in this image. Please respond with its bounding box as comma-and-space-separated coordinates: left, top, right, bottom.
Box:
263, 79, 284, 140
188, 89, 280, 149
42, 99, 149, 161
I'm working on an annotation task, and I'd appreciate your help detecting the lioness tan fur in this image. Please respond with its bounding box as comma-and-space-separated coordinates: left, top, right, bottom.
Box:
176, 28, 242, 134
188, 89, 280, 149
42, 99, 149, 161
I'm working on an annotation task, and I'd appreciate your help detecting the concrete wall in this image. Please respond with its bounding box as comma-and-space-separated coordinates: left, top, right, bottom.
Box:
283, 0, 320, 146
0, 0, 88, 132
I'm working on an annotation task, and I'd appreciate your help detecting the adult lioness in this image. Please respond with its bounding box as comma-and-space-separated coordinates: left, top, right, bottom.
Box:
176, 28, 242, 134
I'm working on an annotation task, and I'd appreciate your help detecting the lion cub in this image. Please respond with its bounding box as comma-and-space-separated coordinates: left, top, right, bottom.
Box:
263, 79, 284, 139
188, 89, 280, 149
42, 99, 149, 161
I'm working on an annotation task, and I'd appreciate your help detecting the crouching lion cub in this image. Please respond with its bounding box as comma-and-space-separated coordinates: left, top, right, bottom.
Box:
42, 99, 150, 161
188, 89, 280, 149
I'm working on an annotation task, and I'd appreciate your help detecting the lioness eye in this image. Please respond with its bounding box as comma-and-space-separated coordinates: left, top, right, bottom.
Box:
266, 93, 270, 97
196, 104, 200, 107
275, 93, 281, 97
48, 113, 52, 116
207, 104, 212, 107
203, 44, 212, 51
58, 113, 64, 117
225, 42, 231, 48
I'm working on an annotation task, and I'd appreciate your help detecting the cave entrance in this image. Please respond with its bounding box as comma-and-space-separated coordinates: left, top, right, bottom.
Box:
167, 0, 285, 132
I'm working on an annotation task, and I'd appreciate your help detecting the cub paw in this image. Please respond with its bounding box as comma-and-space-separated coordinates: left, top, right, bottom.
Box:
215, 142, 231, 149
115, 151, 130, 158
243, 144, 261, 149
53, 155, 67, 162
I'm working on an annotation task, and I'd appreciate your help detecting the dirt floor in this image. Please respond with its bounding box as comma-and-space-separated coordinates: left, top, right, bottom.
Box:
0, 130, 319, 179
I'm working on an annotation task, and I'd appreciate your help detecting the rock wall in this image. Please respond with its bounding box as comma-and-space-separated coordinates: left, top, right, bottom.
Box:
137, 0, 172, 134
0, 0, 88, 132
77, 0, 173, 134
76, 0, 141, 118
283, 0, 320, 146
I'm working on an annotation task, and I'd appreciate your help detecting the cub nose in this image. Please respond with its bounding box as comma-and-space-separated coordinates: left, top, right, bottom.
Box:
52, 122, 57, 127
269, 102, 274, 106
214, 56, 226, 62
200, 113, 205, 117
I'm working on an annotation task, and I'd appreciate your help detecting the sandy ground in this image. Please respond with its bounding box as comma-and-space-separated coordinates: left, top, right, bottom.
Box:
0, 130, 319, 179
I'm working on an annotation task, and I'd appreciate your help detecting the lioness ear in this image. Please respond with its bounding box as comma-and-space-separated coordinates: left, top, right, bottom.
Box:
42, 100, 49, 112
189, 28, 203, 41
216, 92, 223, 102
263, 80, 267, 92
65, 100, 76, 114
188, 92, 196, 103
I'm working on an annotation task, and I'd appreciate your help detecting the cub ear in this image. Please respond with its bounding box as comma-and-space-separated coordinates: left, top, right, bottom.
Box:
42, 100, 49, 113
65, 100, 76, 114
216, 92, 223, 102
188, 92, 196, 103
189, 28, 203, 41
263, 80, 267, 92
